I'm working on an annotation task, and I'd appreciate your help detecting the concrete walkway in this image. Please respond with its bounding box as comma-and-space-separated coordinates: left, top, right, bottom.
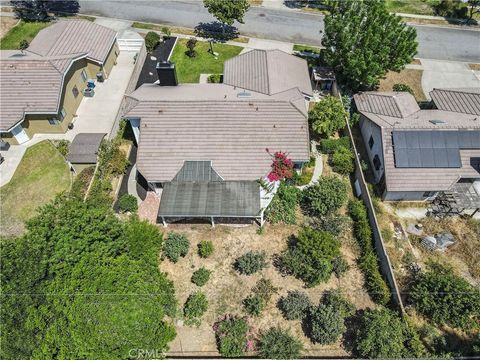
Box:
0, 51, 136, 187
297, 141, 323, 190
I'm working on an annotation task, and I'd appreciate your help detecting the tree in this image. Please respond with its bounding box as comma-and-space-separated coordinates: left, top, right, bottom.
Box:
302, 176, 348, 217
393, 83, 414, 95
11, 0, 79, 21
145, 31, 160, 53
186, 37, 198, 57
18, 39, 29, 53
321, 0, 417, 90
203, 0, 250, 35
258, 327, 303, 360
467, 0, 480, 22
309, 96, 347, 137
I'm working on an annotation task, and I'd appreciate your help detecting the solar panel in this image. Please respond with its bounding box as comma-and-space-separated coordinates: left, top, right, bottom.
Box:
392, 130, 480, 168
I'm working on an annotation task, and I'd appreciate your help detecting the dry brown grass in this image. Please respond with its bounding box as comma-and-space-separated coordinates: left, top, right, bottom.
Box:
0, 16, 18, 38
469, 63, 480, 71
378, 68, 427, 101
411, 58, 421, 65
161, 217, 376, 356
248, 0, 263, 6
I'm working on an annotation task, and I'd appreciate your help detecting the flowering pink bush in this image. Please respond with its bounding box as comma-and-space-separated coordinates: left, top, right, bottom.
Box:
266, 150, 294, 182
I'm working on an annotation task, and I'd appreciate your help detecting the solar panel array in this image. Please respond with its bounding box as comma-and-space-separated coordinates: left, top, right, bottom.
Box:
392, 130, 480, 168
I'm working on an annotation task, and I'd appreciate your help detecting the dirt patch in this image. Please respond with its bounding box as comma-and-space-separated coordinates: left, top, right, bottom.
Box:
378, 68, 426, 101
469, 63, 480, 71
0, 16, 18, 38
411, 58, 422, 65
160, 221, 376, 357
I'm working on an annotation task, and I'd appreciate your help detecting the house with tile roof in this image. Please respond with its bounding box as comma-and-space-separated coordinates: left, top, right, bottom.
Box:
0, 20, 119, 145
123, 51, 312, 225
354, 88, 480, 203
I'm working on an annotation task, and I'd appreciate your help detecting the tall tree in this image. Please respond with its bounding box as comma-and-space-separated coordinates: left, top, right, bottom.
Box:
11, 0, 79, 21
321, 0, 417, 91
467, 0, 480, 22
203, 0, 250, 35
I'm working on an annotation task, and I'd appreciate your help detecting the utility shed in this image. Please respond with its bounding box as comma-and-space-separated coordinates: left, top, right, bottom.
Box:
67, 133, 105, 173
158, 161, 262, 226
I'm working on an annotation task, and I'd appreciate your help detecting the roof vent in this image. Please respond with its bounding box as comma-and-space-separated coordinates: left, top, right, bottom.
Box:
237, 90, 251, 98
429, 120, 446, 125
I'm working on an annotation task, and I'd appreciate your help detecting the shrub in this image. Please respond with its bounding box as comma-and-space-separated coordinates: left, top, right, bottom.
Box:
184, 292, 208, 320
207, 74, 222, 83
331, 146, 354, 175
319, 137, 351, 154
252, 278, 278, 303
332, 256, 350, 278
279, 228, 340, 287
349, 199, 391, 305
213, 315, 250, 357
186, 37, 197, 57
309, 215, 349, 236
145, 31, 160, 53
161, 26, 171, 37
307, 303, 345, 344
71, 166, 95, 199
234, 251, 267, 275
18, 39, 29, 51
309, 96, 347, 136
267, 151, 294, 181
258, 327, 303, 360
56, 139, 70, 157
163, 232, 190, 263
191, 267, 211, 286
393, 83, 414, 95
322, 289, 355, 318
302, 176, 348, 217
409, 263, 480, 331
118, 194, 138, 213
265, 183, 300, 224
279, 291, 311, 320
198, 240, 214, 258
243, 294, 265, 316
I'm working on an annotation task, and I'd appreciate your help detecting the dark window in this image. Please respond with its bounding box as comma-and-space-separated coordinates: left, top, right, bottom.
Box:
423, 191, 436, 198
59, 107, 67, 122
80, 69, 87, 82
373, 155, 381, 171
368, 135, 374, 149
72, 85, 79, 98
48, 117, 60, 125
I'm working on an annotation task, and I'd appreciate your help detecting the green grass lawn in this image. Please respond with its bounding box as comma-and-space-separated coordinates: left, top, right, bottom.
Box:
169, 39, 243, 83
0, 141, 71, 237
293, 44, 321, 54
0, 20, 50, 50
385, 0, 438, 16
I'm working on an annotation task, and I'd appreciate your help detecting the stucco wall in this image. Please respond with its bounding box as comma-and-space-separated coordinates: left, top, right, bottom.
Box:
359, 115, 385, 183
0, 132, 19, 145
102, 41, 119, 78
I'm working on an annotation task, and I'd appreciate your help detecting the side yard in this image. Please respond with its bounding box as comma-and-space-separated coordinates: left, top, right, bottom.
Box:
0, 140, 71, 237
0, 20, 50, 49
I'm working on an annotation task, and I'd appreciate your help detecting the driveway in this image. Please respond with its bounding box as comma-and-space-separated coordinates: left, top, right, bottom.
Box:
420, 59, 480, 99
0, 51, 136, 187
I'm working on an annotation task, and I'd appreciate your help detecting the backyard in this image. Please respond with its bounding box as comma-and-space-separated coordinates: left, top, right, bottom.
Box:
0, 141, 71, 237
0, 20, 50, 49
169, 38, 243, 83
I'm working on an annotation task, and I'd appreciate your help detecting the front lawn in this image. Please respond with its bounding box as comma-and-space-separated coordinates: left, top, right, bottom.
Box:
0, 141, 71, 236
169, 39, 243, 83
0, 20, 50, 49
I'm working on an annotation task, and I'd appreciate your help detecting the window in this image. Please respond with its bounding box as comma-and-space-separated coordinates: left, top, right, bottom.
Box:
80, 69, 88, 82
72, 85, 79, 98
423, 191, 436, 198
373, 154, 381, 171
59, 107, 67, 122
368, 135, 374, 149
48, 117, 60, 125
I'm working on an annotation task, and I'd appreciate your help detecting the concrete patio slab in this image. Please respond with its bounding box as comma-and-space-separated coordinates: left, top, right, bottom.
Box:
94, 17, 132, 32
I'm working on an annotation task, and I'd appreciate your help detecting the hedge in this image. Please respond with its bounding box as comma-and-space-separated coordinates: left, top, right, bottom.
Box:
319, 137, 351, 154
348, 199, 390, 305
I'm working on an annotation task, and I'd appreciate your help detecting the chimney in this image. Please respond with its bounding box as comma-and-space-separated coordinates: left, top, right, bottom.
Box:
156, 61, 178, 86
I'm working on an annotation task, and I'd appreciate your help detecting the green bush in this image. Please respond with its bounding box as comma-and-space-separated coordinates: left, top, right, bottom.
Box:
163, 232, 190, 263
183, 292, 208, 320
332, 256, 350, 278
234, 251, 267, 275
213, 315, 250, 357
145, 31, 160, 52
307, 303, 346, 344
348, 200, 390, 305
198, 240, 214, 258
279, 291, 311, 320
207, 74, 222, 83
280, 228, 340, 287
265, 183, 301, 224
322, 289, 355, 318
302, 176, 348, 217
191, 267, 211, 286
309, 96, 347, 136
118, 194, 138, 213
319, 137, 351, 154
258, 327, 303, 360
393, 83, 414, 95
71, 166, 95, 199
55, 139, 70, 157
243, 294, 265, 317
161, 26, 171, 37
331, 146, 354, 175
309, 214, 349, 236
409, 263, 480, 331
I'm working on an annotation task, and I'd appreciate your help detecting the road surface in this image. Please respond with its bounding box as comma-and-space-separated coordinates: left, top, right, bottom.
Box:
79, 0, 480, 62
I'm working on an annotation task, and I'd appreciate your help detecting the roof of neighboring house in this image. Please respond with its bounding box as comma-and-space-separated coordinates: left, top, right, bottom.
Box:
223, 49, 313, 96
430, 88, 480, 116
28, 20, 117, 64
354, 92, 420, 118
124, 83, 310, 182
0, 52, 85, 132
67, 133, 106, 163
158, 180, 261, 218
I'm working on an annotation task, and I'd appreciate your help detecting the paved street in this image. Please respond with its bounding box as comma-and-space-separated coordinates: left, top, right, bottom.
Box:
79, 0, 480, 62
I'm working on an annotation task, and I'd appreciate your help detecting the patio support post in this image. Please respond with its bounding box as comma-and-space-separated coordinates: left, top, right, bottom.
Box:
260, 210, 265, 227
211, 217, 215, 228
162, 216, 167, 227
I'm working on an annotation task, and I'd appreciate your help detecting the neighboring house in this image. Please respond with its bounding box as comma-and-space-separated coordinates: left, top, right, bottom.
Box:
354, 88, 480, 202
123, 50, 312, 225
0, 20, 119, 145
67, 133, 106, 174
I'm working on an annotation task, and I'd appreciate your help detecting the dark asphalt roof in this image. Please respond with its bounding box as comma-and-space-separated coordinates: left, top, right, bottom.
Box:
67, 133, 105, 164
